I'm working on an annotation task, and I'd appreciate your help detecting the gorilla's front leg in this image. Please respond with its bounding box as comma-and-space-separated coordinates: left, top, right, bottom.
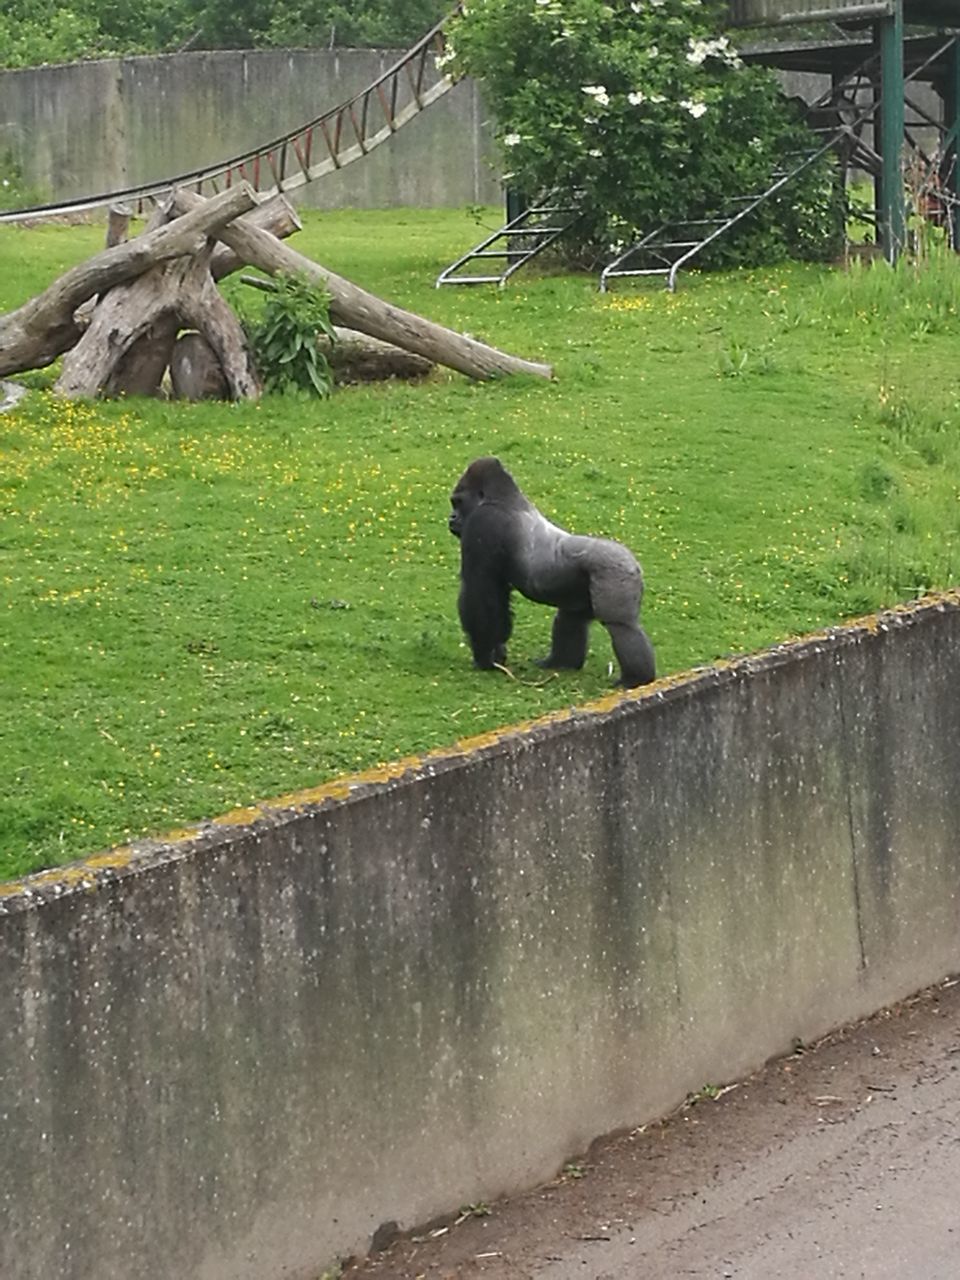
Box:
459, 574, 512, 669
605, 621, 656, 687
537, 609, 590, 670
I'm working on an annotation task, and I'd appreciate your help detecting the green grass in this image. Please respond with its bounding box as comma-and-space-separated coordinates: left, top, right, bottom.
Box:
2, 207, 959, 879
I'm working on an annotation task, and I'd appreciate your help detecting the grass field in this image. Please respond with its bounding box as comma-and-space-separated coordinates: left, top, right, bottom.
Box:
2, 207, 959, 880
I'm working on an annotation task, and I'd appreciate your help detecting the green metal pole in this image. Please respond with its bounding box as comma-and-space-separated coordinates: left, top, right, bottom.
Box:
878, 0, 905, 263
945, 37, 960, 251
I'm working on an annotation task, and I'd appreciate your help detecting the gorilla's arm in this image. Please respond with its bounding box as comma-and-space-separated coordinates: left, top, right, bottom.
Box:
458, 512, 514, 668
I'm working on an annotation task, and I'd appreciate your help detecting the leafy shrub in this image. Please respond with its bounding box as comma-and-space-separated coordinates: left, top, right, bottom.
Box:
244, 274, 337, 397
0, 4, 103, 68
447, 0, 843, 266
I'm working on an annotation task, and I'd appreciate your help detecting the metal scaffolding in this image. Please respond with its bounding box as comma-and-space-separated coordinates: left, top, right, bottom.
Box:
730, 0, 960, 261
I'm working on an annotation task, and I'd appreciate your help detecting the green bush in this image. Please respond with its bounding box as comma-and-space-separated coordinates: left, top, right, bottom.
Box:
447, 0, 843, 265
243, 274, 336, 397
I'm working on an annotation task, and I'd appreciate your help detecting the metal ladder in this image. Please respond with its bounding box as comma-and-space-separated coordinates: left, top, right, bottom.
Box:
435, 197, 581, 286
599, 49, 889, 293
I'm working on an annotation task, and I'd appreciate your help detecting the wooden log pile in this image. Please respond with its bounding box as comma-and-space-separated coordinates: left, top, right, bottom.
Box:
0, 184, 553, 400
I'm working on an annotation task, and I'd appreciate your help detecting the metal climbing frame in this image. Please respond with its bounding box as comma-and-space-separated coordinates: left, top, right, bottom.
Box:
600, 50, 881, 293
435, 197, 582, 286
0, 3, 464, 224
600, 31, 959, 292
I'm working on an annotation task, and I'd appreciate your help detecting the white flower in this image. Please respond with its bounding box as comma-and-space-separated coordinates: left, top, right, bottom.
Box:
686, 34, 742, 69
686, 39, 709, 66
649, 92, 666, 103
627, 90, 646, 105
681, 98, 708, 118
650, 0, 665, 6
588, 149, 603, 157
629, 1, 641, 10
582, 85, 610, 107
435, 48, 456, 69
503, 133, 522, 147
648, 45, 658, 57
535, 0, 552, 6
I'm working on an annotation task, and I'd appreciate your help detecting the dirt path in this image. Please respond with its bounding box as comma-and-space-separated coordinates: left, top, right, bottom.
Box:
344, 977, 960, 1279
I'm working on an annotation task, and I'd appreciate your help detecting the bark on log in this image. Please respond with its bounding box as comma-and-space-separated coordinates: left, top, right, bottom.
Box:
170, 190, 553, 382
105, 194, 301, 398
169, 332, 229, 400
106, 204, 133, 248
210, 195, 302, 280
324, 328, 434, 383
0, 183, 257, 377
56, 244, 260, 400
104, 318, 180, 398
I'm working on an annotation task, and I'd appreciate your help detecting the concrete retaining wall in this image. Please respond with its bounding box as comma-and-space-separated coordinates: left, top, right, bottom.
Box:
0, 50, 499, 211
2, 594, 960, 1279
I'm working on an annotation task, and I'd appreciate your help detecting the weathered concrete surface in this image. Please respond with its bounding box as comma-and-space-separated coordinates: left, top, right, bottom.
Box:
1, 594, 959, 1280
0, 50, 498, 212
345, 977, 960, 1278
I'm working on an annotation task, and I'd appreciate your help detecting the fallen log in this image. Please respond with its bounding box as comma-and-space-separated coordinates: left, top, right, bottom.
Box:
210, 195, 302, 280
105, 194, 303, 398
0, 183, 257, 377
323, 328, 434, 383
171, 190, 553, 382
56, 242, 260, 400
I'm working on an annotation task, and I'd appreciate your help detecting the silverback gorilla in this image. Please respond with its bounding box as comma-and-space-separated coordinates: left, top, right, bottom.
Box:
449, 457, 656, 687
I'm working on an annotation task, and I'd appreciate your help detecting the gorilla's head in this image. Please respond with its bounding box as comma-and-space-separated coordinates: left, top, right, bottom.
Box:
448, 457, 519, 538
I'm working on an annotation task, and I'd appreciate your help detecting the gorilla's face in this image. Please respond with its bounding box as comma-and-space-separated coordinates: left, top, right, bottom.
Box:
448, 481, 480, 538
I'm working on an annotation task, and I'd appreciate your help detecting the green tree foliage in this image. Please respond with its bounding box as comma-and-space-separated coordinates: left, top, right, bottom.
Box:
447, 0, 843, 266
0, 0, 447, 66
0, 0, 103, 67
266, 0, 448, 50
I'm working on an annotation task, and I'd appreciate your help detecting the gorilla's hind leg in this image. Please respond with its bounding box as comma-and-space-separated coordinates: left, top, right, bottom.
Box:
537, 610, 590, 670
605, 621, 656, 687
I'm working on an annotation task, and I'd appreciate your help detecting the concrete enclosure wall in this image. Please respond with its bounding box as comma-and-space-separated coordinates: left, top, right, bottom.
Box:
2, 595, 960, 1280
0, 50, 500, 210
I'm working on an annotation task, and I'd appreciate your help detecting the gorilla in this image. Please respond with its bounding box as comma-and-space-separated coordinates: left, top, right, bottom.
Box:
449, 457, 656, 687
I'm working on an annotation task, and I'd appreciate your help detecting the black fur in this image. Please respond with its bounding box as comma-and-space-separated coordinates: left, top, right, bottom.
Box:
449, 457, 655, 687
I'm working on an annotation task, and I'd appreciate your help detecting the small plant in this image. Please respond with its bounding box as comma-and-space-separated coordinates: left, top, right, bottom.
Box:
718, 340, 750, 378
687, 1083, 721, 1105
245, 273, 336, 397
